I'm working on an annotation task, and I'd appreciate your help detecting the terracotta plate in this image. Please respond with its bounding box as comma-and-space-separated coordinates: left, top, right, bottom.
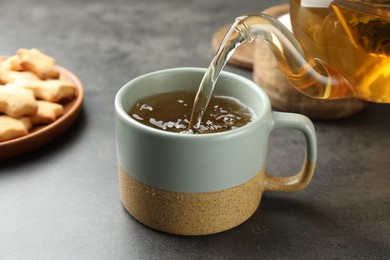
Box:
0, 61, 84, 160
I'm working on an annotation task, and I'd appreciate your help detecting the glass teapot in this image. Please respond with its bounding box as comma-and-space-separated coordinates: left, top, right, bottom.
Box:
218, 0, 390, 103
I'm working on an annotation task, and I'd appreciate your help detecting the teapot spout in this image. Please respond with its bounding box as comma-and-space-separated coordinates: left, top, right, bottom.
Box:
220, 13, 357, 99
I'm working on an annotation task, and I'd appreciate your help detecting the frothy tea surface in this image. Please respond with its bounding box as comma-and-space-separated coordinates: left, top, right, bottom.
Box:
128, 90, 255, 134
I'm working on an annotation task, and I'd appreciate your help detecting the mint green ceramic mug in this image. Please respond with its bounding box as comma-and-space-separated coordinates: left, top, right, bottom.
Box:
115, 67, 317, 235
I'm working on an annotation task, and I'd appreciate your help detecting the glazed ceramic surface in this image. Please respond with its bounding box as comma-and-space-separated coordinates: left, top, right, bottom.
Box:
115, 68, 317, 235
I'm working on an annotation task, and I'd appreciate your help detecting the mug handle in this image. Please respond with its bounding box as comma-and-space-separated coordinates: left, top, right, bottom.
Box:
264, 112, 317, 192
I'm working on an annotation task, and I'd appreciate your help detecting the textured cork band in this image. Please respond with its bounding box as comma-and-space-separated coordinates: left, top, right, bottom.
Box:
119, 167, 265, 235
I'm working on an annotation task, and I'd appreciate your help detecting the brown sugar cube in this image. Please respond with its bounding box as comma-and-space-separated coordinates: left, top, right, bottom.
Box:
1, 55, 23, 71
17, 48, 60, 79
13, 79, 76, 102
0, 115, 32, 142
0, 70, 41, 84
31, 100, 64, 125
0, 85, 38, 118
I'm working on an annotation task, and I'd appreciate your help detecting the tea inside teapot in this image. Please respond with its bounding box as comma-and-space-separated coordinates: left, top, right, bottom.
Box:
290, 0, 390, 102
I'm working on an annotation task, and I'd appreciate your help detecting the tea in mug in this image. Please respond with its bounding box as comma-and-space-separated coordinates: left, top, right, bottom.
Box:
128, 90, 255, 134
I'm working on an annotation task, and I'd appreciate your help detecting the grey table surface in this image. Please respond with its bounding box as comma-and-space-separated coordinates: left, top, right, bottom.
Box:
1, 0, 389, 259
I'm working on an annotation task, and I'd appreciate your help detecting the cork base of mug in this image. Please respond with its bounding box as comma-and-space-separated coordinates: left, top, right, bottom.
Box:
119, 167, 264, 236
252, 4, 367, 120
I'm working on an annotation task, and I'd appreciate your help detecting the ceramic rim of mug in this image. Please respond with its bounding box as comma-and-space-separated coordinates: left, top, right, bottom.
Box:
115, 67, 271, 139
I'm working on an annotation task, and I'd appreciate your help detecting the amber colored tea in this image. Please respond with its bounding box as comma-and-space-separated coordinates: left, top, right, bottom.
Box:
128, 90, 255, 134
290, 0, 390, 102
